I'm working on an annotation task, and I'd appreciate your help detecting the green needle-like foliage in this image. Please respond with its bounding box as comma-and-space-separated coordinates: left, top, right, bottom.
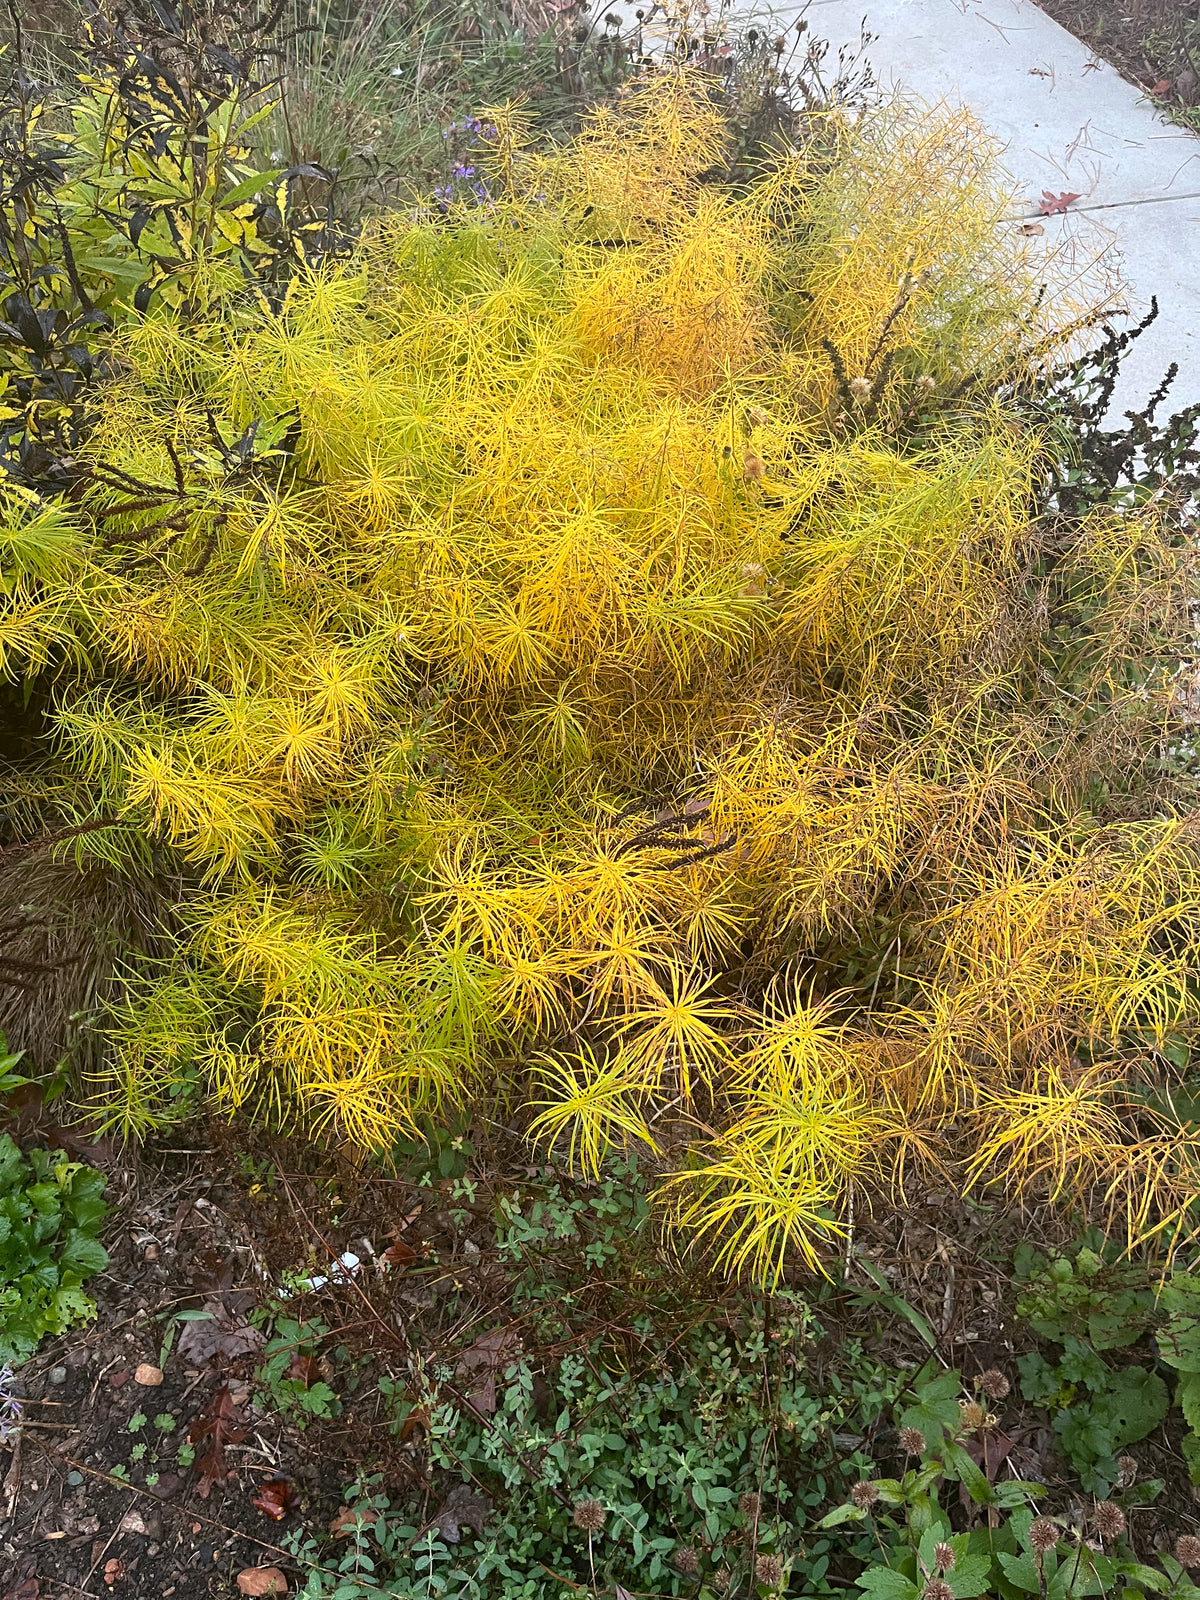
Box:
3, 72, 1198, 1279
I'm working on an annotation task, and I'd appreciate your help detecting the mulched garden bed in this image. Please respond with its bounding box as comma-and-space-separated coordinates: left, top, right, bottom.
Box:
1036, 0, 1200, 123
2, 1122, 1198, 1600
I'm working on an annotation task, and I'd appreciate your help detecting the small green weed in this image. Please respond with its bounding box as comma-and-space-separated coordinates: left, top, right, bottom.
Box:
253, 1311, 342, 1428
1013, 1239, 1168, 1494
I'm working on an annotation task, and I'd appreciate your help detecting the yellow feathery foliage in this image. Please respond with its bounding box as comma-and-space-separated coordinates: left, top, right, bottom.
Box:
4, 73, 1197, 1280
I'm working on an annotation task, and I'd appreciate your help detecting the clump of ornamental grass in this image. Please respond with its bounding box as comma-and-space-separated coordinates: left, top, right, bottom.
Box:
1, 72, 1197, 1282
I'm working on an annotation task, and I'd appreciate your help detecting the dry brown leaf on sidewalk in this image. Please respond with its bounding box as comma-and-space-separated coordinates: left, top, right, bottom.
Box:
1039, 190, 1082, 215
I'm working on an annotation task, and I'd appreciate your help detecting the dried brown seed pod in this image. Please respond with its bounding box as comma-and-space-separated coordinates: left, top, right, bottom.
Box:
958, 1400, 985, 1430
977, 1368, 1010, 1401
933, 1542, 956, 1572
755, 1555, 784, 1588
1175, 1534, 1200, 1568
572, 1499, 606, 1532
1093, 1502, 1126, 1543
898, 1426, 926, 1456
850, 1481, 879, 1510
1029, 1519, 1059, 1556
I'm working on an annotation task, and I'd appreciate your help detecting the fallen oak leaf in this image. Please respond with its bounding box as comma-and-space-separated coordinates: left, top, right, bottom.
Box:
330, 1504, 368, 1537
399, 1402, 430, 1442
1039, 189, 1082, 215
177, 1298, 265, 1366
430, 1485, 492, 1544
1150, 78, 1172, 95
966, 1428, 1018, 1482
252, 1476, 299, 1520
188, 1383, 247, 1498
379, 1239, 419, 1269
457, 1325, 522, 1414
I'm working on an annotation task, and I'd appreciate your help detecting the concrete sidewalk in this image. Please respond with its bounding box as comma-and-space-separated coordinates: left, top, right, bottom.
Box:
781, 0, 1200, 411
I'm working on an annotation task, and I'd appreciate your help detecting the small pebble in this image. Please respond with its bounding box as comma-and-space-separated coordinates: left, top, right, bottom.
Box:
134, 1363, 164, 1387
49, 1366, 67, 1386
67, 1471, 83, 1486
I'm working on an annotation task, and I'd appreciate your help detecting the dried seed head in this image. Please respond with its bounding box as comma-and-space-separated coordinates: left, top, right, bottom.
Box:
915, 375, 937, 393
849, 376, 872, 403
755, 1555, 784, 1587
743, 449, 766, 483
741, 562, 766, 583
747, 405, 770, 428
675, 1547, 700, 1575
1029, 1519, 1059, 1556
899, 1426, 926, 1457
572, 1499, 606, 1532
958, 1400, 985, 1430
714, 1567, 731, 1593
1116, 1456, 1138, 1489
1176, 1535, 1200, 1568
1093, 1502, 1126, 1543
739, 1491, 762, 1517
850, 1480, 879, 1510
923, 1580, 954, 1600
977, 1368, 1010, 1402
933, 1542, 956, 1572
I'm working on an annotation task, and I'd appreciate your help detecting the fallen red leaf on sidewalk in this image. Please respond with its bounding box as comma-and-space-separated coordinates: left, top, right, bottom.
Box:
1039, 190, 1082, 215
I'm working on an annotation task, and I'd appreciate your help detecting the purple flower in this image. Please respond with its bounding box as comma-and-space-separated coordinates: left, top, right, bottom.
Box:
453, 163, 476, 178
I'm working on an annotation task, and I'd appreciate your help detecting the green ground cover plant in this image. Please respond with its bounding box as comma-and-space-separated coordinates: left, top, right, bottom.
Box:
0, 1060, 109, 1361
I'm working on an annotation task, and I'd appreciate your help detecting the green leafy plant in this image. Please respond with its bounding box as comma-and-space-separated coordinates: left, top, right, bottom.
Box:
1013, 1238, 1155, 1350
820, 1377, 1193, 1600
253, 1310, 341, 1428
0, 1126, 109, 1361
282, 1166, 901, 1599
1147, 1271, 1200, 1483
1012, 1241, 1170, 1495
1017, 1339, 1168, 1495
